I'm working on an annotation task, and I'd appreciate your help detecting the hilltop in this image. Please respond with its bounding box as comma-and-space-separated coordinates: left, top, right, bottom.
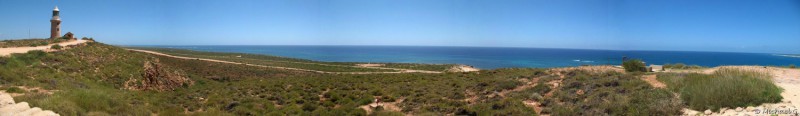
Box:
0, 40, 794, 115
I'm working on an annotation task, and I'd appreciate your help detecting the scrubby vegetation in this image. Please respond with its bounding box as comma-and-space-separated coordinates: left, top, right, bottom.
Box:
50, 44, 62, 49
622, 59, 647, 72
0, 40, 702, 115
4, 87, 27, 93
0, 42, 547, 115
538, 70, 683, 115
80, 37, 94, 41
657, 68, 782, 111
0, 38, 66, 48
128, 47, 406, 72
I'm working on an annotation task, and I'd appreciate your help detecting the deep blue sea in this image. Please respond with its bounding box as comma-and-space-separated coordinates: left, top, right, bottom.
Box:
142, 45, 800, 69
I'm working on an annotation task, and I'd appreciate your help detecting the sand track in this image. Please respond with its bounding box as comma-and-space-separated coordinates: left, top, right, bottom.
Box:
0, 40, 89, 56
641, 74, 666, 88
128, 49, 444, 74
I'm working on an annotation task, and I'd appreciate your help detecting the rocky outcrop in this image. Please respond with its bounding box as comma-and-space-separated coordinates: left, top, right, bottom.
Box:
125, 59, 193, 91
0, 92, 59, 116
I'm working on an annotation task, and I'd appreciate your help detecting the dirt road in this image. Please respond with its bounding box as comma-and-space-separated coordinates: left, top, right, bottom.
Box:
0, 40, 89, 56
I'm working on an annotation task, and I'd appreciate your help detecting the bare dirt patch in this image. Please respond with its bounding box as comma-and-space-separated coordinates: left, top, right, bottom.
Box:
359, 98, 405, 115
355, 63, 385, 67
642, 74, 666, 88
0, 39, 90, 56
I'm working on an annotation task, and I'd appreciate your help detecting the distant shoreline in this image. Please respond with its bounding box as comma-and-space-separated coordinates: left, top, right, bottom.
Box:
776, 54, 800, 58
131, 45, 800, 69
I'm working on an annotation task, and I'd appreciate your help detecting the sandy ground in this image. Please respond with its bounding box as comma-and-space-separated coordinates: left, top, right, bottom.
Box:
642, 74, 666, 88
128, 49, 443, 74
0, 40, 89, 56
449, 65, 480, 72
355, 63, 385, 67
667, 66, 800, 115
359, 98, 404, 115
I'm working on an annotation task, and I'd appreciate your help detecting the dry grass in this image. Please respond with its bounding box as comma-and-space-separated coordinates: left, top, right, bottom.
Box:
657, 68, 783, 111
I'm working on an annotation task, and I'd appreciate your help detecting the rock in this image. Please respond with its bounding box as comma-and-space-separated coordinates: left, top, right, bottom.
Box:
32, 110, 58, 116
0, 93, 14, 108
735, 107, 743, 112
225, 102, 239, 111
0, 102, 30, 115
746, 107, 755, 112
124, 59, 193, 91
17, 107, 42, 116
0, 92, 59, 116
704, 110, 712, 115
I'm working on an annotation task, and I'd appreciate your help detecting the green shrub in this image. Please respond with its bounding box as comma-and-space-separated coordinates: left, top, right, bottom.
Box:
464, 98, 538, 116
623, 59, 646, 72
541, 71, 683, 115
370, 110, 404, 116
5, 87, 26, 93
657, 68, 783, 111
51, 45, 62, 50
494, 80, 522, 91
790, 64, 796, 68
530, 82, 551, 95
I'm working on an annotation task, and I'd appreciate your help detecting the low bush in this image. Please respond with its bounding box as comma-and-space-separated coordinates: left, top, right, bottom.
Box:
542, 71, 683, 115
51, 45, 62, 50
5, 87, 26, 93
622, 59, 647, 72
464, 98, 538, 116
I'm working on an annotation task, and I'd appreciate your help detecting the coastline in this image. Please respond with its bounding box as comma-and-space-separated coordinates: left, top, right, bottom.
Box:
137, 45, 800, 69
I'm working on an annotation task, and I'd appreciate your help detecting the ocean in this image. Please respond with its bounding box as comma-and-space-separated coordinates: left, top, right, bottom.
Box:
142, 45, 800, 69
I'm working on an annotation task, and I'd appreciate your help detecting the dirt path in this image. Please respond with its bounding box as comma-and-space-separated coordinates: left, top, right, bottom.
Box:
641, 74, 666, 88
128, 49, 443, 74
668, 66, 800, 115
0, 40, 89, 56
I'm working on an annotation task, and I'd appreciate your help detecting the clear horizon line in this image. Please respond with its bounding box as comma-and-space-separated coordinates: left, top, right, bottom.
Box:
119, 44, 785, 55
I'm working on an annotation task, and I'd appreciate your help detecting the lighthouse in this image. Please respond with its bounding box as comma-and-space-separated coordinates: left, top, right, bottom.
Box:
50, 6, 61, 39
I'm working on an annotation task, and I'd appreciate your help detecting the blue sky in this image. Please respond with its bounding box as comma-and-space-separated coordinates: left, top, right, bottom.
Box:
1, 0, 799, 54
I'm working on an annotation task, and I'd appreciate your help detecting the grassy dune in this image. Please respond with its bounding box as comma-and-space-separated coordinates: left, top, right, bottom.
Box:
657, 68, 782, 111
